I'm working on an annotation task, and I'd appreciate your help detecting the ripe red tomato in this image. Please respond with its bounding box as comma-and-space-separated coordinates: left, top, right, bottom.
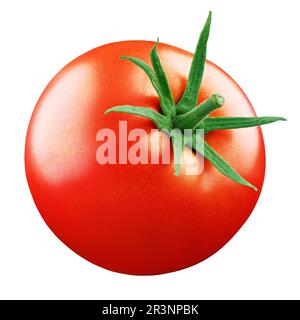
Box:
25, 41, 265, 275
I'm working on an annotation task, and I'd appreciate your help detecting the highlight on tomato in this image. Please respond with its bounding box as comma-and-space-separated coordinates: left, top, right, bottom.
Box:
25, 12, 285, 275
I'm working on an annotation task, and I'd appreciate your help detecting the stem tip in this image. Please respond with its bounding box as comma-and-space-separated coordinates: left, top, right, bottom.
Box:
214, 94, 225, 107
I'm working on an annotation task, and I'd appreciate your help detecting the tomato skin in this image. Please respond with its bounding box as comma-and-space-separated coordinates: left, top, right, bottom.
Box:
25, 41, 265, 275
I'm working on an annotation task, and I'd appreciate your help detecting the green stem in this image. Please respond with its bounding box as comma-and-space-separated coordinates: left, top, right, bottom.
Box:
174, 94, 224, 129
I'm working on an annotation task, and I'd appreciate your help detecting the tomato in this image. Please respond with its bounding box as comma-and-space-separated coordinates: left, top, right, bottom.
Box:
25, 40, 265, 275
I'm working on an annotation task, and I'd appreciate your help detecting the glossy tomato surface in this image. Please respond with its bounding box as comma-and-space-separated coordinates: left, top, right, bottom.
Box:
25, 41, 265, 275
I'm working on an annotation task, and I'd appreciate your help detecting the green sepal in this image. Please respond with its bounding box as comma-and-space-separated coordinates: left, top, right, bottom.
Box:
150, 39, 175, 118
170, 129, 184, 176
197, 116, 287, 133
176, 11, 212, 114
104, 105, 172, 130
191, 134, 258, 191
120, 56, 168, 115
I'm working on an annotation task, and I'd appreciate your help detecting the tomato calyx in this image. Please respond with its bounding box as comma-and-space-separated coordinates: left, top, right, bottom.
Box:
104, 11, 286, 191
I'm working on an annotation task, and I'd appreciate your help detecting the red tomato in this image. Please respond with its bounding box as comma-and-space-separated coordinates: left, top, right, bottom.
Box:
25, 41, 265, 275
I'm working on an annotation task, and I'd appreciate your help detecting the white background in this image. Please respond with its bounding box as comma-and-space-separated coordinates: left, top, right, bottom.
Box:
0, 0, 299, 300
